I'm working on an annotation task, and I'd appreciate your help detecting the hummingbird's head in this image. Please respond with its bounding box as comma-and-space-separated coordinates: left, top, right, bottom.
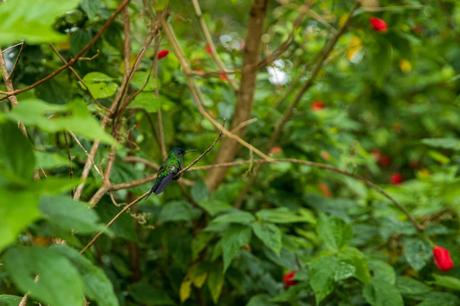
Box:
171, 147, 186, 156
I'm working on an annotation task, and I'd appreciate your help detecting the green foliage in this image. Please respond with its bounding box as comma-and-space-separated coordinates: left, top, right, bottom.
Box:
3, 246, 85, 306
0, 0, 80, 44
1, 0, 460, 305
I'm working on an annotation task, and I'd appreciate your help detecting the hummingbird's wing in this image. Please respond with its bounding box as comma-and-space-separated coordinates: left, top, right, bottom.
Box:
151, 172, 175, 194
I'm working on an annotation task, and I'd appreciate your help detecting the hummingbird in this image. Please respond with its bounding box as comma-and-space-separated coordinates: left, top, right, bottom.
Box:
150, 147, 186, 195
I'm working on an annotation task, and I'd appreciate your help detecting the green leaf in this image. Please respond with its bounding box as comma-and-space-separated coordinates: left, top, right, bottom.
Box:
3, 246, 85, 306
35, 151, 73, 169
363, 279, 403, 306
83, 72, 118, 99
396, 276, 431, 298
128, 281, 175, 305
0, 295, 22, 306
403, 238, 431, 271
309, 255, 339, 304
252, 222, 282, 254
191, 180, 209, 202
246, 294, 277, 306
0, 122, 35, 180
0, 189, 40, 252
207, 264, 224, 303
339, 247, 371, 284
158, 201, 200, 223
418, 292, 460, 306
221, 226, 252, 271
368, 260, 396, 285
317, 214, 352, 252
39, 195, 106, 234
256, 207, 315, 224
51, 245, 119, 306
128, 93, 174, 113
213, 210, 255, 225
0, 0, 80, 44
422, 138, 460, 150
5, 99, 116, 145
432, 274, 460, 291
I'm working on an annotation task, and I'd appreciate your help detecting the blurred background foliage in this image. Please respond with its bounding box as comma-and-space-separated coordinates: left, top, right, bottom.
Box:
1, 0, 460, 305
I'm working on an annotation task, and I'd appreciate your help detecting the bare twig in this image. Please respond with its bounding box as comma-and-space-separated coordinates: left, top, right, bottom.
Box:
160, 17, 272, 162
0, 47, 27, 135
0, 0, 131, 101
177, 130, 223, 176
191, 0, 238, 90
80, 190, 151, 254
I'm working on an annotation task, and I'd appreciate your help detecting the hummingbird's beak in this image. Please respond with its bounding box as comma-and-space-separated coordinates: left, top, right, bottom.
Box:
185, 149, 198, 154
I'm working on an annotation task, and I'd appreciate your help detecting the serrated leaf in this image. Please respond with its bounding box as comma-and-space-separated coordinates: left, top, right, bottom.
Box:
83, 72, 118, 99
309, 255, 339, 304
39, 196, 106, 234
222, 226, 252, 271
207, 265, 224, 303
256, 207, 315, 224
396, 276, 431, 298
213, 210, 255, 225
317, 214, 352, 251
51, 245, 119, 306
368, 260, 396, 285
403, 238, 431, 271
252, 222, 282, 254
3, 246, 85, 306
363, 279, 403, 306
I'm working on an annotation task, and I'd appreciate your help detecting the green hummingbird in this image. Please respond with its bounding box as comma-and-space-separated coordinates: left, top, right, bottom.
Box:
150, 147, 186, 195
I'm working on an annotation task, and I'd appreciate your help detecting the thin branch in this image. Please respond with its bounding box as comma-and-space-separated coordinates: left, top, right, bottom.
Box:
196, 158, 423, 231
80, 190, 151, 254
191, 0, 238, 90
177, 130, 223, 176
0, 47, 27, 135
160, 17, 272, 162
268, 2, 360, 147
0, 0, 131, 102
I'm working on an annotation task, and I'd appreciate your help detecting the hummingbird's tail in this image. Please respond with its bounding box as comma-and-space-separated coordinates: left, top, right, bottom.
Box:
150, 173, 175, 195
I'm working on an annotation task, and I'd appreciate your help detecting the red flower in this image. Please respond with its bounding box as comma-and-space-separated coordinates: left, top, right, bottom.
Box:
219, 71, 228, 81
283, 271, 297, 288
270, 146, 282, 154
157, 49, 169, 60
371, 149, 391, 167
205, 43, 213, 54
433, 246, 454, 272
369, 17, 388, 32
311, 100, 325, 111
390, 173, 403, 185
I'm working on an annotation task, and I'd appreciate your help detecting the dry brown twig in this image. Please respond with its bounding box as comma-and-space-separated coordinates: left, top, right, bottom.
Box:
160, 17, 272, 162
191, 0, 238, 90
